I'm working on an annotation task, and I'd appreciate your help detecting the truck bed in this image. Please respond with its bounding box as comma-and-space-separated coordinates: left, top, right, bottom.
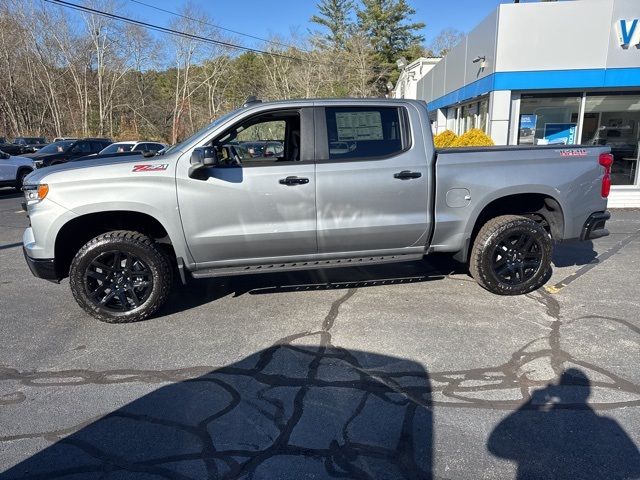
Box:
429, 144, 610, 258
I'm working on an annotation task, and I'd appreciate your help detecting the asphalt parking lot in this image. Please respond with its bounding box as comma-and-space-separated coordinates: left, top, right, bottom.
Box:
0, 187, 639, 479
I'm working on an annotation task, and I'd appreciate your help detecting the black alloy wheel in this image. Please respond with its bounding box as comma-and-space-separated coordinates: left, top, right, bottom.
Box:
85, 250, 154, 312
470, 215, 552, 295
69, 230, 173, 323
490, 232, 543, 285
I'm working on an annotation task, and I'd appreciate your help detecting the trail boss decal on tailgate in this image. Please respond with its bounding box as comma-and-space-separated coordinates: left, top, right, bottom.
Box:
132, 164, 169, 172
559, 149, 588, 157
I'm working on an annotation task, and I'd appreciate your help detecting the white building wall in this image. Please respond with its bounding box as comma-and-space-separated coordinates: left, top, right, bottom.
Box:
488, 91, 511, 145
436, 109, 447, 135
413, 0, 640, 206
392, 58, 440, 100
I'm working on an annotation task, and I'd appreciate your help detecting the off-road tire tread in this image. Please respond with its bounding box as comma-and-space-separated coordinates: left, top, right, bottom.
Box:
69, 230, 173, 323
470, 215, 552, 295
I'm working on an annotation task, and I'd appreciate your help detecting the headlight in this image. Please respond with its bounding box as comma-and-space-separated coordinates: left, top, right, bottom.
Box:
34, 160, 44, 168
23, 184, 49, 203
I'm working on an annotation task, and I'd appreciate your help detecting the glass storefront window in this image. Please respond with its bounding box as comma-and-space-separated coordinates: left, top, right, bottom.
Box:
455, 97, 489, 135
462, 103, 476, 133
478, 98, 489, 133
518, 95, 581, 146
581, 93, 640, 186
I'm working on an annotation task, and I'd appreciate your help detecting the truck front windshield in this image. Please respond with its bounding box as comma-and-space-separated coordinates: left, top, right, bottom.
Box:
162, 110, 240, 155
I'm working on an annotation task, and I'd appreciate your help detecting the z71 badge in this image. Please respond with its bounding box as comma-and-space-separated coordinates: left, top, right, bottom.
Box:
132, 164, 169, 172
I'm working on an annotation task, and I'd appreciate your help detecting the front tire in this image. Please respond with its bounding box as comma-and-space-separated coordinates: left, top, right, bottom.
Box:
469, 215, 552, 295
69, 231, 173, 323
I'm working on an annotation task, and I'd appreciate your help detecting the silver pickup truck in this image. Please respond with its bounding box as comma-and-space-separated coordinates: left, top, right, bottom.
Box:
21, 99, 612, 323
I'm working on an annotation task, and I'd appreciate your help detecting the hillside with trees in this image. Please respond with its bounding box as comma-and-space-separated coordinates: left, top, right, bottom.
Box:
0, 0, 455, 143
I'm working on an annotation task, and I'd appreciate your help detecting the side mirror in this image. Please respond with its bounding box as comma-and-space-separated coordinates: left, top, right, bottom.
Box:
189, 146, 218, 177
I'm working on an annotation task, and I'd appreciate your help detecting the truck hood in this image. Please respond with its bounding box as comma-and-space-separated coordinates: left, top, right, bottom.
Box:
24, 154, 174, 185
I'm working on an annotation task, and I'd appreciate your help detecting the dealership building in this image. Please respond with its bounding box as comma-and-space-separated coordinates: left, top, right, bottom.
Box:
400, 0, 640, 207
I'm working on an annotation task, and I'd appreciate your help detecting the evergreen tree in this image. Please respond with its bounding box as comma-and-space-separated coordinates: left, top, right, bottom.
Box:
356, 0, 425, 65
310, 0, 355, 50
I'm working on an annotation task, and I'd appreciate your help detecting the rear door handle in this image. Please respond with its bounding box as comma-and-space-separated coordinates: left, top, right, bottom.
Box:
279, 176, 309, 186
394, 170, 422, 180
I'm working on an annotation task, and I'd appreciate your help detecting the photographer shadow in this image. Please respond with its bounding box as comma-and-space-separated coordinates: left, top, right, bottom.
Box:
487, 368, 640, 480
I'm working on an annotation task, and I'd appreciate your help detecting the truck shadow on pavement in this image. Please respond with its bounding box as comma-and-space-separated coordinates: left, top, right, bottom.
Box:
158, 255, 458, 318
551, 240, 598, 268
2, 346, 434, 479
158, 237, 605, 318
487, 368, 640, 480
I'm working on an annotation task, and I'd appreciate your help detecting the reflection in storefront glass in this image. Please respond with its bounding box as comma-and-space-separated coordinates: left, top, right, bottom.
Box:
456, 97, 489, 135
582, 93, 640, 186
518, 95, 581, 146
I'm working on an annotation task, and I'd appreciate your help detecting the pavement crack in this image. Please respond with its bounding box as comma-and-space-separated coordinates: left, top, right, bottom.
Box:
321, 287, 357, 346
547, 228, 640, 293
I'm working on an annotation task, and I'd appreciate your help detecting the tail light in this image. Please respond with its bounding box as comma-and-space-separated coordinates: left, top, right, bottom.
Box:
599, 153, 613, 198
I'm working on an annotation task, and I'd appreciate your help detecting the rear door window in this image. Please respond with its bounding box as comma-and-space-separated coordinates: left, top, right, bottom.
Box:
324, 107, 406, 160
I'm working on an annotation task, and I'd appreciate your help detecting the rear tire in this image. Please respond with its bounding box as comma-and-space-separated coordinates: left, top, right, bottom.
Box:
69, 230, 173, 323
469, 215, 552, 295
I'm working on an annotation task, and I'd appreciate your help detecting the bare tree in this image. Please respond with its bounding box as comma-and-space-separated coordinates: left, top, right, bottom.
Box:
340, 32, 385, 97
430, 28, 465, 57
0, 0, 406, 142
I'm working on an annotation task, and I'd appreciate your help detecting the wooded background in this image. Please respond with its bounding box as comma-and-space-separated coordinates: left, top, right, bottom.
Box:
0, 0, 463, 143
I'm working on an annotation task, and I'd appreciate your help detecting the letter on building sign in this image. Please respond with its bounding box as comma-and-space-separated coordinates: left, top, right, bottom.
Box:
616, 19, 640, 48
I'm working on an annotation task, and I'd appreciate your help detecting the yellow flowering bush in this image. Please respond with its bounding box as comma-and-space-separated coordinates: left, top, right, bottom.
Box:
449, 128, 495, 147
433, 130, 458, 148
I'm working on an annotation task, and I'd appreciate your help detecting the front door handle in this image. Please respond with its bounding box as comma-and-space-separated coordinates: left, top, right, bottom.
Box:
279, 176, 309, 186
394, 170, 422, 180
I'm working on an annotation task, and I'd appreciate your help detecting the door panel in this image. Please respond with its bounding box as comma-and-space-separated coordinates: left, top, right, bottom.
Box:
177, 108, 317, 266
316, 156, 429, 252
315, 106, 429, 253
0, 160, 15, 182
178, 164, 316, 264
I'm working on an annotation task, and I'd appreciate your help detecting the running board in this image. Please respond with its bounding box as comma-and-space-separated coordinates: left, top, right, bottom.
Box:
191, 253, 424, 279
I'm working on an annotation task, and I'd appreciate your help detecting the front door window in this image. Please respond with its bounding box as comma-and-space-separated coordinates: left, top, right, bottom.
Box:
212, 111, 300, 165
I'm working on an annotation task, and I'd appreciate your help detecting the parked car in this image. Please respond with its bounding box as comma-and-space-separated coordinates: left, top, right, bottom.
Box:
22, 98, 611, 323
27, 138, 112, 168
241, 140, 284, 158
69, 141, 169, 163
0, 150, 35, 190
100, 141, 167, 155
587, 126, 637, 158
13, 136, 48, 153
0, 140, 27, 156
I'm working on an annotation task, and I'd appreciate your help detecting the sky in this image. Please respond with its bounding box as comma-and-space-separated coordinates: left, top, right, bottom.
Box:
124, 0, 518, 50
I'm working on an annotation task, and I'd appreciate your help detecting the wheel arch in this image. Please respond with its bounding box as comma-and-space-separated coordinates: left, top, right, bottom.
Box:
457, 189, 565, 263
54, 210, 176, 279
15, 166, 34, 184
